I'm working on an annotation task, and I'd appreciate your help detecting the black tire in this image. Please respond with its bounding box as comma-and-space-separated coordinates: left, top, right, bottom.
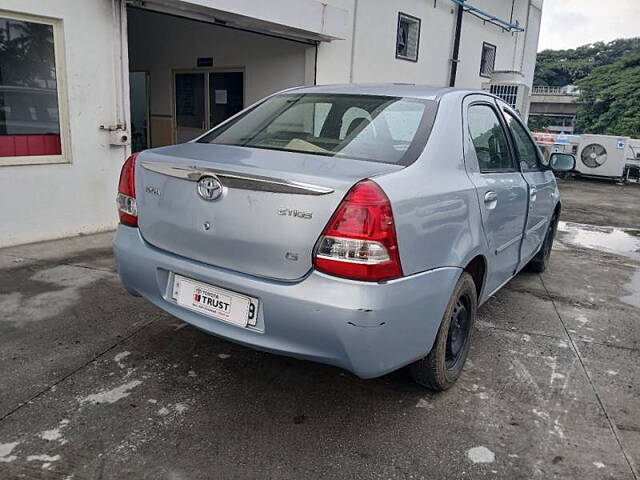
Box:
410, 271, 477, 391
526, 213, 558, 273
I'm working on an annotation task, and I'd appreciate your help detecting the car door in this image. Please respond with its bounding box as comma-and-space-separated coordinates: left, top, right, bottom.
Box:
463, 96, 529, 295
499, 103, 556, 266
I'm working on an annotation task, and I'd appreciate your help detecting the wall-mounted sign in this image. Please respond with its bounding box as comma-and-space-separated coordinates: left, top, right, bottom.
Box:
197, 57, 213, 67
215, 89, 227, 105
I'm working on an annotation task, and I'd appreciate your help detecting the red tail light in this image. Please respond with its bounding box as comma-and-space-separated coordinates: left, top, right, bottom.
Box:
314, 180, 403, 282
117, 153, 139, 227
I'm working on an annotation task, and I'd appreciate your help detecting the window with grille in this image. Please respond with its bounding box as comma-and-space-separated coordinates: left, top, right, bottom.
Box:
480, 42, 496, 77
396, 13, 420, 62
489, 84, 519, 110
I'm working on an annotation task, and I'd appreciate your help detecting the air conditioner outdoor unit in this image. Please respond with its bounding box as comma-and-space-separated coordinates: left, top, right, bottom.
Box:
575, 134, 630, 179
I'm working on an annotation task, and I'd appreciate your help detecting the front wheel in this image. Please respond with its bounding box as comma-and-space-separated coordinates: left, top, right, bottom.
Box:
409, 271, 477, 391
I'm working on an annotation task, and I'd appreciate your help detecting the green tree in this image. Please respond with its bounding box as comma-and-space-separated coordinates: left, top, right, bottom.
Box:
527, 115, 554, 131
0, 20, 55, 87
534, 38, 640, 86
575, 54, 640, 137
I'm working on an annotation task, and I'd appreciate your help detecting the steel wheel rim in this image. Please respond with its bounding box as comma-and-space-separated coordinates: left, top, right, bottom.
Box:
445, 294, 472, 370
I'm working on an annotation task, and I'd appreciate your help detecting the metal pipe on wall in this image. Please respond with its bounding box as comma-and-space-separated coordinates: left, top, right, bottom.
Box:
349, 0, 359, 83
120, 0, 132, 157
448, 0, 464, 87
110, 0, 131, 157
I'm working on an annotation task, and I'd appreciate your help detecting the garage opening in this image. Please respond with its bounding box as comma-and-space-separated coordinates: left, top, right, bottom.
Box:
126, 7, 317, 151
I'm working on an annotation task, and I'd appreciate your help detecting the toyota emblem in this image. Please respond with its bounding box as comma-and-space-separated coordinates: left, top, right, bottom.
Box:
197, 176, 223, 201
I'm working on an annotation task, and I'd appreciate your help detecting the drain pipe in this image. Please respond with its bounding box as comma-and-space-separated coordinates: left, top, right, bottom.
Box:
449, 0, 465, 87
349, 0, 359, 83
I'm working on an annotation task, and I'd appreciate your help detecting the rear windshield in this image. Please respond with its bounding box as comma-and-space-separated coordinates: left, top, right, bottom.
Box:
197, 93, 438, 165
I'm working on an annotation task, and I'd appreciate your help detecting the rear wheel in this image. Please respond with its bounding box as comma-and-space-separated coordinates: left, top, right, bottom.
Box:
526, 213, 558, 273
410, 271, 477, 391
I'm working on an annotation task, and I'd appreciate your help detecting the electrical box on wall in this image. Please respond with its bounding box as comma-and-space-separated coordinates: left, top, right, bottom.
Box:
109, 129, 131, 146
100, 124, 131, 146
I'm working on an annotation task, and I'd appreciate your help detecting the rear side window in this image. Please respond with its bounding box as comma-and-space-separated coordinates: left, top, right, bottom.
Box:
467, 104, 513, 172
503, 111, 541, 170
198, 93, 437, 165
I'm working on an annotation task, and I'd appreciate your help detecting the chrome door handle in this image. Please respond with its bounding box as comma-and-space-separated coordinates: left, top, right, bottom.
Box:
484, 191, 498, 203
530, 187, 537, 202
484, 191, 498, 210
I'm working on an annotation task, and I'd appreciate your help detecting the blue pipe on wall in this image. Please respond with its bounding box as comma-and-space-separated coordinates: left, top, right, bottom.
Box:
449, 0, 525, 32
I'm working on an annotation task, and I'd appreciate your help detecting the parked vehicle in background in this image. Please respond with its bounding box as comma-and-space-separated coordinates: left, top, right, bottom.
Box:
113, 85, 574, 390
533, 132, 640, 183
624, 139, 640, 182
532, 132, 579, 164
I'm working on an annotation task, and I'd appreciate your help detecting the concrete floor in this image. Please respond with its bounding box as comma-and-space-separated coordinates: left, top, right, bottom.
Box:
0, 178, 638, 479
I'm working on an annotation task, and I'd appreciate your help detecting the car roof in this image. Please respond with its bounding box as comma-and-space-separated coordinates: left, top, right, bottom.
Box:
284, 83, 489, 101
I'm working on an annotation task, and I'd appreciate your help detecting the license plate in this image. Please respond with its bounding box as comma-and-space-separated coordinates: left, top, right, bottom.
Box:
172, 274, 258, 327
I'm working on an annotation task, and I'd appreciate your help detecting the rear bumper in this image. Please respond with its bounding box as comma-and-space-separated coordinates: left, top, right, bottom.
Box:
113, 225, 461, 378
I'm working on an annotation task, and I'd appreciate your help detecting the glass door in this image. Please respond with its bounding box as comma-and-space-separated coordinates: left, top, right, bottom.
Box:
129, 71, 150, 152
174, 70, 244, 143
174, 72, 206, 143
210, 72, 244, 128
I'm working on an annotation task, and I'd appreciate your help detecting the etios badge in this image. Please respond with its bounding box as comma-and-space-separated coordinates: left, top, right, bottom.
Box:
197, 176, 223, 201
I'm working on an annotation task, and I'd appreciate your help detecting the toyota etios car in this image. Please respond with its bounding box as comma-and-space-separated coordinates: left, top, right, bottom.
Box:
114, 85, 574, 390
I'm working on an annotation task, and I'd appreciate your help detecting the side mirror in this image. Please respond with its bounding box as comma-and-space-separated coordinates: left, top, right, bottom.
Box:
549, 152, 575, 172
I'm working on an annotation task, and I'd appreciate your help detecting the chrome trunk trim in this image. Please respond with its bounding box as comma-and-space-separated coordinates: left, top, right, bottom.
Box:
140, 161, 334, 195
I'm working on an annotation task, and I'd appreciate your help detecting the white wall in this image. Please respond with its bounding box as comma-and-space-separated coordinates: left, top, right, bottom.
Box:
318, 0, 542, 90
127, 8, 315, 117
520, 1, 543, 88
456, 0, 540, 88
314, 0, 355, 84
317, 0, 453, 86
0, 0, 128, 247
142, 0, 349, 41
353, 0, 454, 86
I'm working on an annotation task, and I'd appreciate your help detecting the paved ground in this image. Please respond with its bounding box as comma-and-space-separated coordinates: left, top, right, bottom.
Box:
555, 177, 640, 229
0, 178, 638, 479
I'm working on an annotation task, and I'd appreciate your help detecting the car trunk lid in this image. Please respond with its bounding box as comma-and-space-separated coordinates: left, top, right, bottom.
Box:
135, 143, 402, 281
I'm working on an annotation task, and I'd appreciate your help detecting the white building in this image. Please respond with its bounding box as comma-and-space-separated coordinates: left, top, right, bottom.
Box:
0, 0, 543, 247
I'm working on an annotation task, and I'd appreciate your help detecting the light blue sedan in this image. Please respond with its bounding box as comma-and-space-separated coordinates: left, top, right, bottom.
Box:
114, 84, 574, 390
